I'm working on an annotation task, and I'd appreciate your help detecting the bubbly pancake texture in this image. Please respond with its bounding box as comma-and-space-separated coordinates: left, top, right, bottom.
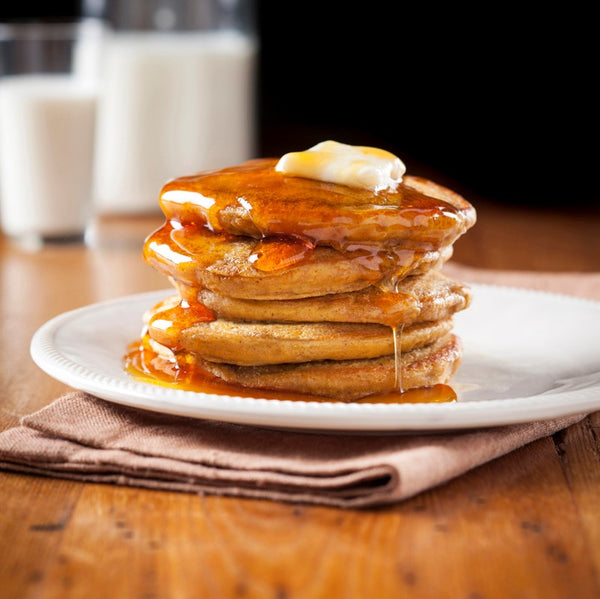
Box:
129, 143, 476, 401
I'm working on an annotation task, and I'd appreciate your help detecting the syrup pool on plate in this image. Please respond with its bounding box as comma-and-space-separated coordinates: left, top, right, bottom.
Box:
123, 333, 457, 405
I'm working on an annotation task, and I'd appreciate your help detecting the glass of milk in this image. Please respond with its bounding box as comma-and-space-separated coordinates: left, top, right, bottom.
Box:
83, 0, 258, 215
0, 21, 100, 248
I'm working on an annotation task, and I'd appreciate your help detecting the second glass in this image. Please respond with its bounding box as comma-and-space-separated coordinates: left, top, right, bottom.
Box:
86, 0, 258, 215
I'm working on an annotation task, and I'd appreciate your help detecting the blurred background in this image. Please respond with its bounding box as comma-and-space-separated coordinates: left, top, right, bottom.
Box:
0, 0, 597, 210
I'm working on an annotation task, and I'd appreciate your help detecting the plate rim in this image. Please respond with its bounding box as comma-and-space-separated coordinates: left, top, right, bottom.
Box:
29, 284, 600, 431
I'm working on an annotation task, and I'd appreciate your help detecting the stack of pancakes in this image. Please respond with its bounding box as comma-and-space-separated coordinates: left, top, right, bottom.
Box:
137, 155, 476, 400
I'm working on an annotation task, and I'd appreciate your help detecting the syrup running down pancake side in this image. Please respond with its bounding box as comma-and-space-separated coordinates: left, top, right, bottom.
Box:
125, 146, 476, 404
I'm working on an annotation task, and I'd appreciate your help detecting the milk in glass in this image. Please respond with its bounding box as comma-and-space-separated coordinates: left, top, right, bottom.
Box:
0, 75, 96, 240
93, 30, 257, 214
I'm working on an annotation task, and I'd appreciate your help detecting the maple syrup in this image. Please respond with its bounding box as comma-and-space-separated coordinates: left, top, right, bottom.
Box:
147, 296, 215, 351
248, 234, 316, 272
392, 324, 404, 391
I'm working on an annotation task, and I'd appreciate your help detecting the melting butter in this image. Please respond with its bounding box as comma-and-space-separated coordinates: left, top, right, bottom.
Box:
275, 140, 406, 192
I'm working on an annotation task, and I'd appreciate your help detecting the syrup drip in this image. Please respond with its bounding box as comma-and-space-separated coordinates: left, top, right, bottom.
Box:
248, 234, 316, 272
147, 296, 215, 351
392, 324, 405, 392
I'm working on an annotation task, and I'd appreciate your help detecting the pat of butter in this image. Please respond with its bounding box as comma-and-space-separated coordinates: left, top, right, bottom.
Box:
275, 140, 406, 192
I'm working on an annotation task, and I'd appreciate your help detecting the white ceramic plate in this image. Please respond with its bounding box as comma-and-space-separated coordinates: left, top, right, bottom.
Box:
30, 285, 600, 432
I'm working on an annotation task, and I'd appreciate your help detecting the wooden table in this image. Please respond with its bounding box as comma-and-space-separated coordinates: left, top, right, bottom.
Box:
1, 196, 600, 599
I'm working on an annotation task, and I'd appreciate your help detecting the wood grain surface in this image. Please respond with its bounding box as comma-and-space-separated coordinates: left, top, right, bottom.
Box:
1, 198, 599, 599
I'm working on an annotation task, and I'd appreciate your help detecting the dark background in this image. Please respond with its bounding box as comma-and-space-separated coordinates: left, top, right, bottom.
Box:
1, 1, 597, 208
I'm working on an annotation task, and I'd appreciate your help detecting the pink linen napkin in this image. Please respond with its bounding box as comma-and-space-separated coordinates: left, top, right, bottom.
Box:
0, 393, 585, 508
0, 264, 597, 508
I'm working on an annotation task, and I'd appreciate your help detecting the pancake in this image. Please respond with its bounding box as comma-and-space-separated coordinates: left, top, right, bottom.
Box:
159, 160, 477, 250
147, 305, 454, 365
191, 270, 471, 326
199, 334, 463, 400
145, 221, 454, 300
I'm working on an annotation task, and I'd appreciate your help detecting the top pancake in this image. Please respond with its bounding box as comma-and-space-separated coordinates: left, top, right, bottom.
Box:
158, 158, 476, 251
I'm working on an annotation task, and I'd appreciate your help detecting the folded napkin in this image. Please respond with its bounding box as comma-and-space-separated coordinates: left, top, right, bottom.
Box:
0, 264, 598, 508
0, 392, 585, 508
